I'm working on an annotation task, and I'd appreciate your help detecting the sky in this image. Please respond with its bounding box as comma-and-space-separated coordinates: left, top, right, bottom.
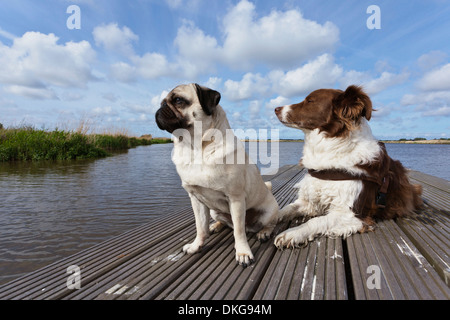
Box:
0, 0, 450, 140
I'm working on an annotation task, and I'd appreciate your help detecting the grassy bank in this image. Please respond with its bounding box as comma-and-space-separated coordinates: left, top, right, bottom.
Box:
0, 126, 171, 162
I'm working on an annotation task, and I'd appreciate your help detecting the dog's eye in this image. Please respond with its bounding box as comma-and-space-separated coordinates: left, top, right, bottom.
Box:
174, 97, 183, 104
307, 99, 314, 103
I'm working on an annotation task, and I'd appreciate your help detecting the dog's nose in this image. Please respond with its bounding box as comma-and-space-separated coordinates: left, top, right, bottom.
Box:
274, 106, 283, 115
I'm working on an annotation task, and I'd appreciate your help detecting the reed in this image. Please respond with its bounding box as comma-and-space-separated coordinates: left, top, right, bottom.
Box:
0, 125, 169, 162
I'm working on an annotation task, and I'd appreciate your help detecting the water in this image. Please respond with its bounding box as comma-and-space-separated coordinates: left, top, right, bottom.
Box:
0, 142, 449, 284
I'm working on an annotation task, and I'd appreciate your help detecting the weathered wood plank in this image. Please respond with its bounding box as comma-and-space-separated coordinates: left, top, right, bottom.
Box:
1, 165, 449, 301
346, 219, 450, 300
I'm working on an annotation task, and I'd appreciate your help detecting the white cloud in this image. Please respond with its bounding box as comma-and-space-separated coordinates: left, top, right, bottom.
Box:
174, 21, 221, 75
363, 71, 409, 95
400, 58, 450, 118
220, 0, 339, 69
92, 106, 117, 116
266, 96, 290, 109
401, 89, 450, 118
97, 1, 340, 83
222, 54, 343, 101
204, 77, 222, 89
172, 0, 339, 75
109, 62, 136, 82
402, 91, 450, 106
0, 32, 96, 99
132, 53, 175, 79
93, 23, 138, 57
221, 53, 411, 104
3, 85, 58, 100
417, 51, 447, 70
165, 0, 183, 9
416, 63, 450, 92
0, 27, 16, 40
340, 69, 409, 95
248, 100, 261, 117
272, 54, 343, 97
150, 90, 170, 113
422, 106, 450, 117
224, 73, 269, 101
165, 0, 201, 10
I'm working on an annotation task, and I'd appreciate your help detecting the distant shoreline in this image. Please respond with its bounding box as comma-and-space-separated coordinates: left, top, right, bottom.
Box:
243, 139, 450, 144
380, 139, 450, 144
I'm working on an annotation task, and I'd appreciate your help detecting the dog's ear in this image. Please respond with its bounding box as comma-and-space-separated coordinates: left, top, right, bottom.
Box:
334, 85, 372, 121
194, 83, 221, 116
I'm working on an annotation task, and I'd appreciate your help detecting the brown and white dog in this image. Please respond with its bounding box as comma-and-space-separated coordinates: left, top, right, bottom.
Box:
274, 85, 422, 248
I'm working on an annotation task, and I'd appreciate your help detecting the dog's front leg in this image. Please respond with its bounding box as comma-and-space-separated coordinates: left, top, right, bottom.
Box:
183, 194, 210, 255
229, 196, 254, 267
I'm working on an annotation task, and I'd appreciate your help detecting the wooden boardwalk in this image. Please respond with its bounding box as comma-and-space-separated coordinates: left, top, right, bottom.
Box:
0, 165, 448, 300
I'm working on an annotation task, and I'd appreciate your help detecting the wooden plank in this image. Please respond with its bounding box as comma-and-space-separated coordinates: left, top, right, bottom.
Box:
409, 170, 449, 211
153, 166, 305, 300
254, 236, 347, 300
67, 222, 199, 300
397, 205, 450, 286
346, 219, 450, 300
0, 210, 193, 299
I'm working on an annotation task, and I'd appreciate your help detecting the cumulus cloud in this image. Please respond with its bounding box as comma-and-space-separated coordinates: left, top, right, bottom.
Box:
97, 1, 340, 83
222, 54, 344, 101
174, 21, 221, 75
174, 0, 339, 72
93, 23, 138, 57
220, 0, 339, 69
363, 71, 409, 95
94, 22, 177, 82
416, 63, 450, 92
224, 73, 269, 101
272, 54, 343, 97
109, 52, 177, 82
0, 31, 96, 99
417, 51, 447, 70
401, 57, 450, 118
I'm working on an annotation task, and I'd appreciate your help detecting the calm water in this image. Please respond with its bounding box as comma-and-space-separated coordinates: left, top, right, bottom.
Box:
0, 142, 449, 284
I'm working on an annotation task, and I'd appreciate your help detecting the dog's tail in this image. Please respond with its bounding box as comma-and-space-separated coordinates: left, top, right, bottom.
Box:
384, 159, 423, 219
265, 181, 272, 192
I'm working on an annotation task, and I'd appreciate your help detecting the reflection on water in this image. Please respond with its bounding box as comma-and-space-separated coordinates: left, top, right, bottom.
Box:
0, 144, 186, 284
0, 142, 448, 284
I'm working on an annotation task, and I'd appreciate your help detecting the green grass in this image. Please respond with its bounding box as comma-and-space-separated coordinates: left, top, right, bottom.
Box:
0, 126, 170, 162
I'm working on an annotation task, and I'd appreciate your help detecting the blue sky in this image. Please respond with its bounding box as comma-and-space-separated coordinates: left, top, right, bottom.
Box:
1, 0, 450, 139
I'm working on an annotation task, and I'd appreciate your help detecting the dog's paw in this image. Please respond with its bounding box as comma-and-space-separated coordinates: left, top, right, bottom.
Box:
209, 221, 226, 234
256, 226, 273, 243
274, 228, 309, 249
182, 242, 202, 255
235, 246, 255, 268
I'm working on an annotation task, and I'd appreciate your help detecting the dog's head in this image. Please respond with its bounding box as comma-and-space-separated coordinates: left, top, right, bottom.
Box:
155, 83, 221, 133
275, 85, 372, 137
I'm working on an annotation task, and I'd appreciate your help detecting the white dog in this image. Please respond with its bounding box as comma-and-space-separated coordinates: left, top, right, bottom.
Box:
155, 83, 279, 267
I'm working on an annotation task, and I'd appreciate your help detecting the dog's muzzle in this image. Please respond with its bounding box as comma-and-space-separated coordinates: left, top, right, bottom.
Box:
155, 104, 188, 134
